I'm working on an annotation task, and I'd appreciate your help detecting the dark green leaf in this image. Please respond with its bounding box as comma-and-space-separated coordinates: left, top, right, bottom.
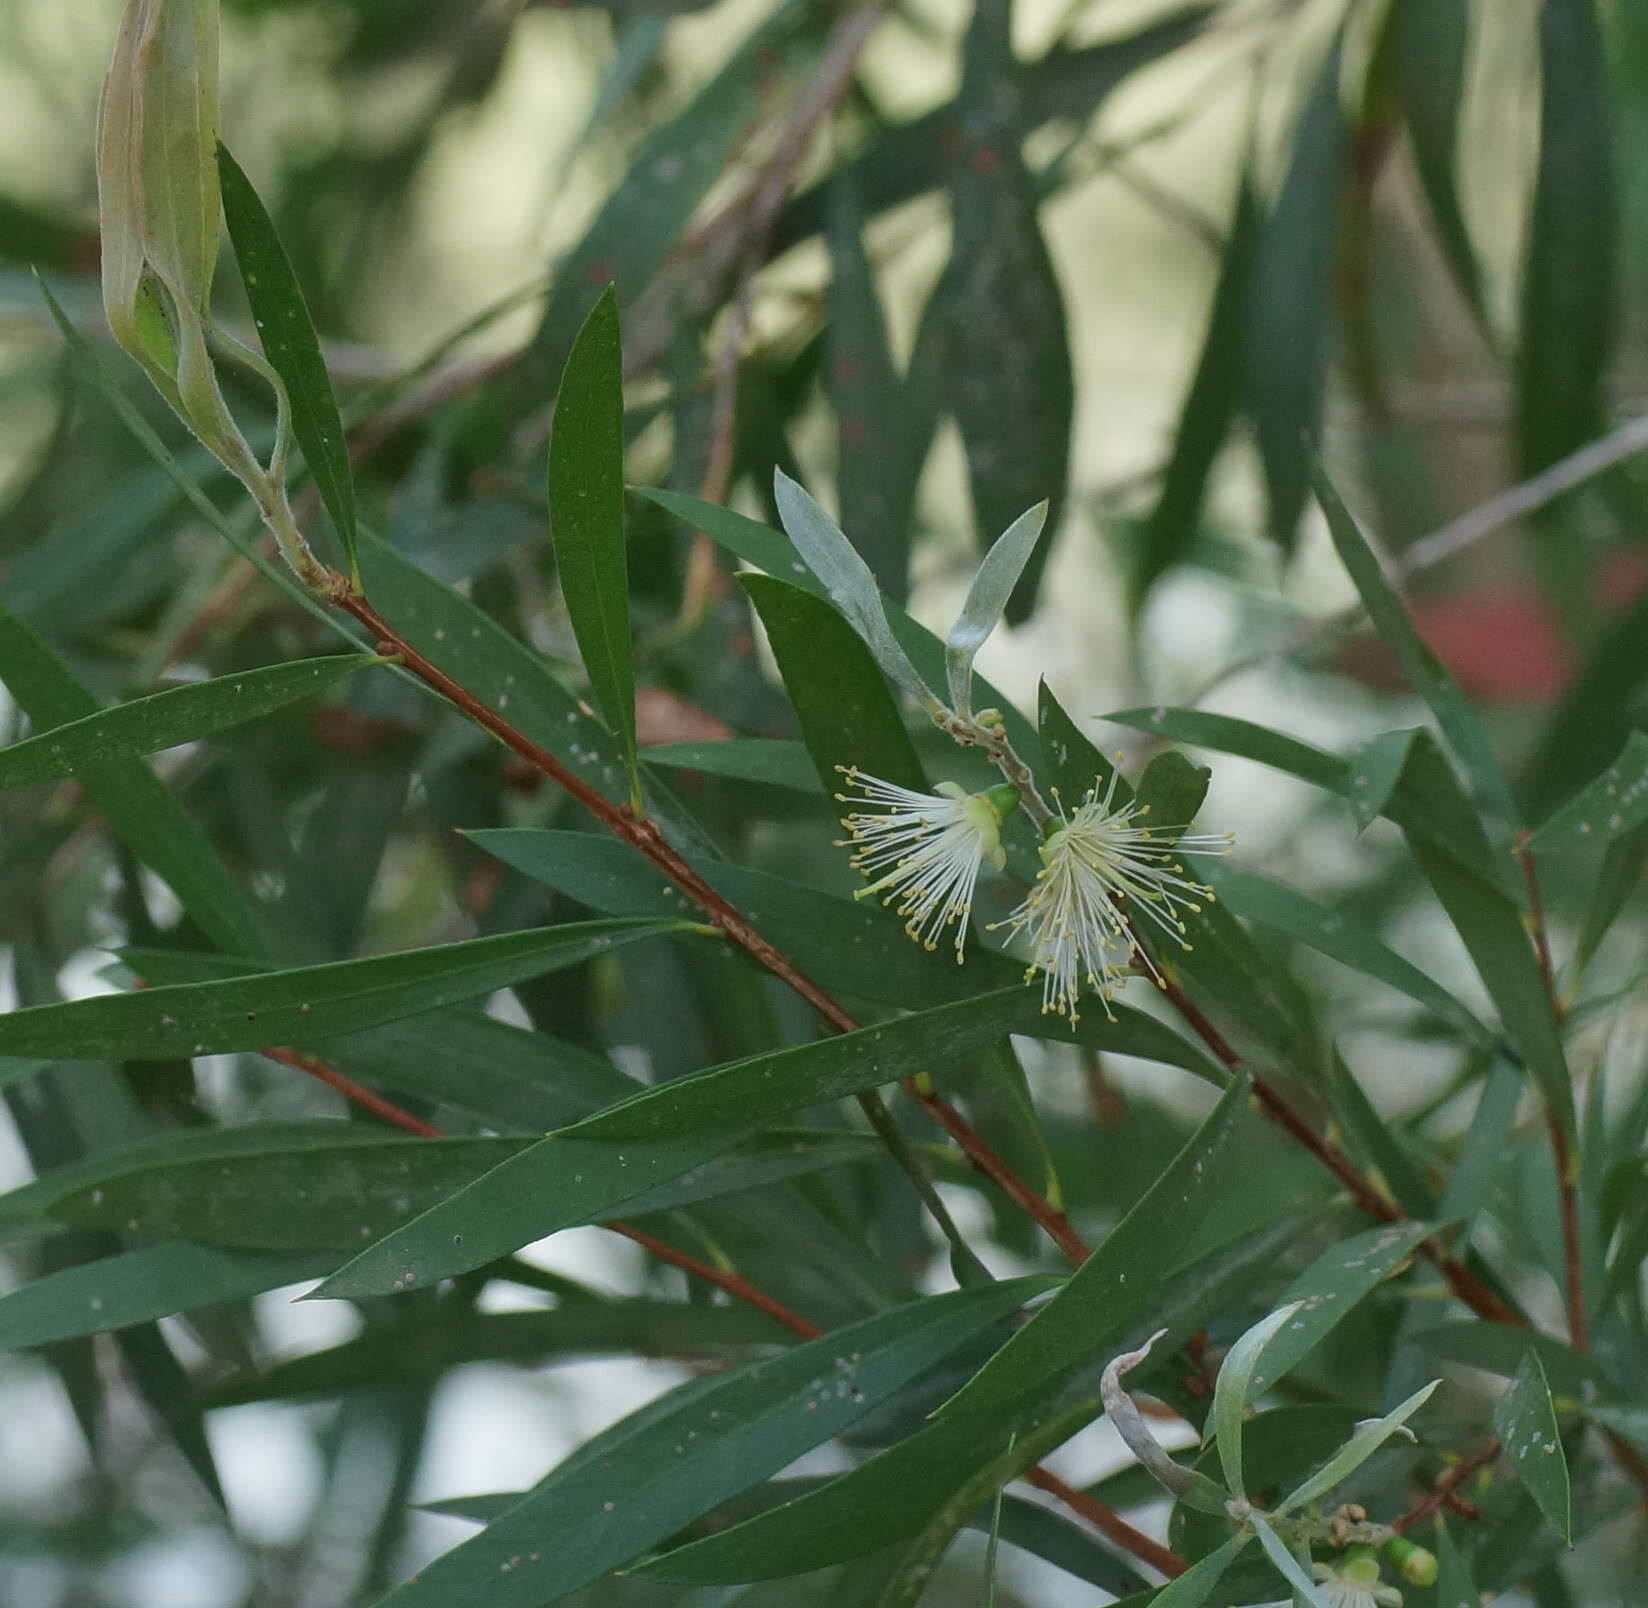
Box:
548, 286, 638, 798
939, 1076, 1249, 1416
1134, 182, 1257, 609
1313, 462, 1517, 822
217, 144, 359, 578
1245, 38, 1344, 553
1103, 706, 1351, 796
0, 599, 263, 956
1494, 1350, 1573, 1544
642, 739, 823, 794
0, 919, 680, 1061
1517, 0, 1616, 479
370, 1279, 1046, 1606
0, 655, 377, 789
0, 1245, 331, 1348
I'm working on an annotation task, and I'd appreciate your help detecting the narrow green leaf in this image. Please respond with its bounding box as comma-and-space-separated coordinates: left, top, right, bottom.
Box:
639, 486, 1042, 765
52, 1134, 534, 1249
642, 739, 822, 794
742, 571, 926, 799
1205, 863, 1494, 1046
0, 1245, 330, 1349
1434, 1521, 1479, 1608
1438, 1062, 1524, 1231
1410, 1321, 1604, 1398
0, 599, 263, 956
559, 987, 1048, 1142
1103, 706, 1350, 796
945, 503, 1049, 717
1527, 731, 1648, 853
0, 919, 680, 1061
1212, 1303, 1302, 1497
1382, 0, 1490, 339
209, 1301, 791, 1405
1278, 1378, 1439, 1514
639, 1388, 1085, 1584
0, 654, 377, 788
873, 1401, 1102, 1608
1493, 1350, 1573, 1544
940, 1076, 1250, 1417
1246, 37, 1344, 553
1134, 182, 1257, 610
1517, 0, 1616, 479
306, 1128, 747, 1300
1143, 1535, 1250, 1608
771, 472, 929, 704
1312, 462, 1517, 823
1249, 1513, 1334, 1608
217, 144, 359, 579
548, 286, 638, 798
369, 1280, 1045, 1607
1249, 1221, 1434, 1395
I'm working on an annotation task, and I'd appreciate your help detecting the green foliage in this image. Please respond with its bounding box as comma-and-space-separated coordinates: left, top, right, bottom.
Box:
4, 1, 1648, 1603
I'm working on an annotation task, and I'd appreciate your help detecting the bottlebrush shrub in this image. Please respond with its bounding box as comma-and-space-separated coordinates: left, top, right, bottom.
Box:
2, 5, 1648, 1606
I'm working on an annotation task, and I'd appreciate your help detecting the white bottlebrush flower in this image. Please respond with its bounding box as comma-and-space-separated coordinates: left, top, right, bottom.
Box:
992, 769, 1231, 1022
836, 768, 1019, 960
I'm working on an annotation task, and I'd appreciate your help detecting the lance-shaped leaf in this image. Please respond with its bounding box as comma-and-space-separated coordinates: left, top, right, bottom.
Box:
0, 919, 680, 1061
1494, 1349, 1572, 1544
1146, 1535, 1251, 1608
368, 1279, 1046, 1607
944, 502, 1048, 718
1249, 1513, 1334, 1608
1313, 461, 1517, 823
772, 469, 930, 705
1212, 1303, 1303, 1498
0, 654, 377, 789
1277, 1378, 1439, 1513
548, 286, 639, 802
217, 144, 358, 578
1527, 731, 1648, 854
938, 1076, 1250, 1417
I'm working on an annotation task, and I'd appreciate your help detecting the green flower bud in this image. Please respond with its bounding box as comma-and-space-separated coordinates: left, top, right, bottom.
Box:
1383, 1536, 1439, 1587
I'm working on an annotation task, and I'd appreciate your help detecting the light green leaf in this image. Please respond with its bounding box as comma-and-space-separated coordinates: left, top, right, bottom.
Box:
945, 502, 1048, 717
1144, 1535, 1250, 1608
1249, 1512, 1334, 1608
217, 144, 359, 579
370, 1279, 1046, 1606
0, 919, 680, 1061
772, 470, 929, 703
1493, 1350, 1572, 1544
548, 285, 638, 800
0, 655, 377, 789
1212, 1303, 1302, 1498
1278, 1378, 1439, 1513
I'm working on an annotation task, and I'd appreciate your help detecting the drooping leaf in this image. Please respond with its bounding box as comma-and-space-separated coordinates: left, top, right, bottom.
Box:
0, 599, 263, 956
217, 144, 359, 578
1134, 181, 1257, 610
1494, 1349, 1573, 1544
0, 654, 377, 789
370, 1279, 1046, 1606
1517, 0, 1616, 480
0, 920, 680, 1061
1245, 37, 1345, 553
548, 286, 639, 801
1212, 1303, 1302, 1498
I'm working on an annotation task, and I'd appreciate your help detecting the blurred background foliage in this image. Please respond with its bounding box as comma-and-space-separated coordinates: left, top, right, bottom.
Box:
2, 0, 1647, 1603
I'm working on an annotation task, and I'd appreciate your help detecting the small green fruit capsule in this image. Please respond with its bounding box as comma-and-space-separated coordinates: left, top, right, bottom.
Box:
1384, 1537, 1439, 1587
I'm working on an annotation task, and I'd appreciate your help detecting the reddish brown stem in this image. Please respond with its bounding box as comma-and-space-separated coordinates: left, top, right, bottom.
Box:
259, 1043, 1177, 1573
1393, 1437, 1501, 1533
331, 581, 1085, 1265
1152, 967, 1524, 1328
